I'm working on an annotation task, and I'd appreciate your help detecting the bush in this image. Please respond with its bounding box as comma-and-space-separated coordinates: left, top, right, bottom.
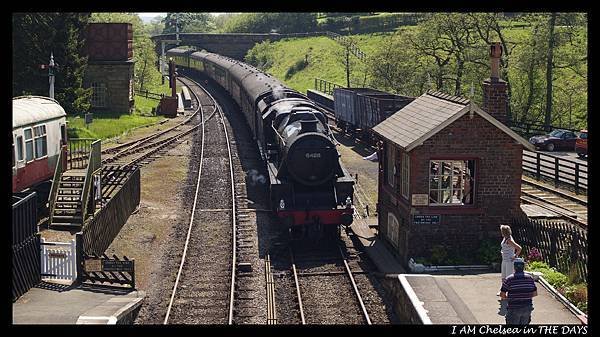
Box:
526, 261, 568, 289
476, 239, 501, 265
429, 245, 448, 265
563, 283, 587, 313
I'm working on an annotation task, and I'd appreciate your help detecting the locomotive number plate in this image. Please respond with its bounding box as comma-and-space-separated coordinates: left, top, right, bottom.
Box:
305, 152, 321, 159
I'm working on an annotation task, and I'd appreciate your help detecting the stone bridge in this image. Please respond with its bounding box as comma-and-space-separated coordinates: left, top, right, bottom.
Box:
152, 32, 326, 61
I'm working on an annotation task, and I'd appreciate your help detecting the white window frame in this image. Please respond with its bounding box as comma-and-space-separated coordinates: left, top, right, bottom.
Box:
429, 159, 475, 206
16, 135, 24, 162
387, 212, 399, 248
386, 144, 396, 188
401, 152, 410, 199
24, 128, 34, 162
33, 125, 47, 159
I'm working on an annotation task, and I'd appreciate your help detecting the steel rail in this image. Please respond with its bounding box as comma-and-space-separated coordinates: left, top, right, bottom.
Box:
163, 79, 208, 325
185, 76, 238, 325
520, 193, 587, 230
338, 246, 372, 325
102, 79, 201, 155
265, 254, 277, 324
289, 247, 306, 324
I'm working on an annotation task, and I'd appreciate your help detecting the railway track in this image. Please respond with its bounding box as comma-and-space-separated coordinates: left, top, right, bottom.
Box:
268, 226, 399, 324
520, 179, 587, 230
163, 76, 239, 324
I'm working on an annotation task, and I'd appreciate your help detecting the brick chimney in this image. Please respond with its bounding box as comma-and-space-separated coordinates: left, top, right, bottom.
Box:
482, 42, 509, 125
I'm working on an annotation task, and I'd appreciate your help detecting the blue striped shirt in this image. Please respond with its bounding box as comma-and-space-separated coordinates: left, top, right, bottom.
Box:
500, 272, 537, 308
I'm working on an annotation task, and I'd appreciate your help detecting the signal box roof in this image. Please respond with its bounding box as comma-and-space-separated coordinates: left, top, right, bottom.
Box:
372, 90, 534, 151
13, 96, 66, 129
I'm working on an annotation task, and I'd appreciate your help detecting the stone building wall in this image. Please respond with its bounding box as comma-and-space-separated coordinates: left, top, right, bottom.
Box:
84, 61, 134, 113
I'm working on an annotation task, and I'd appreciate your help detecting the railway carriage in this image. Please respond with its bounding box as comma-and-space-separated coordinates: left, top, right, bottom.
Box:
167, 48, 355, 237
12, 96, 68, 194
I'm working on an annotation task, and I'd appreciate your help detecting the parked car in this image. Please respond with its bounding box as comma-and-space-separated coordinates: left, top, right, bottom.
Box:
575, 129, 588, 158
529, 129, 578, 152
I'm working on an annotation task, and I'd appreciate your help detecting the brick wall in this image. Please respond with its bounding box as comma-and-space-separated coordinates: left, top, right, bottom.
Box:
378, 113, 525, 265
482, 78, 508, 125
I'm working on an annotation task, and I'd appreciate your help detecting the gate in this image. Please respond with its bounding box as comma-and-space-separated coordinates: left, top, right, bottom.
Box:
40, 238, 78, 282
81, 253, 135, 289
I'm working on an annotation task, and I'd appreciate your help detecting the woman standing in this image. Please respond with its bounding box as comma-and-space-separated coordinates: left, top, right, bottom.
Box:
498, 225, 522, 296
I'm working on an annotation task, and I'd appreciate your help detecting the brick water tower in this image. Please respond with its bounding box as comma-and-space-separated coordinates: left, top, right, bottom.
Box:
83, 23, 135, 113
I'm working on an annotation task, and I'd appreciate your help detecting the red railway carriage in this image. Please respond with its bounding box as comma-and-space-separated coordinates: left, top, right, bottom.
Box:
12, 96, 68, 193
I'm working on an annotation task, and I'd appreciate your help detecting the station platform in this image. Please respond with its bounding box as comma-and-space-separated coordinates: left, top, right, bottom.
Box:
349, 216, 405, 275
402, 273, 583, 324
349, 216, 585, 325
12, 282, 144, 324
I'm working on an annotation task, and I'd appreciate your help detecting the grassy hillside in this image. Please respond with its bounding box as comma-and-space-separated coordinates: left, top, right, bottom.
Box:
251, 33, 394, 94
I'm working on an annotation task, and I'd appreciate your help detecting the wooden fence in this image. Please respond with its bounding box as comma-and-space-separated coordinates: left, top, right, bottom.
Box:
510, 120, 581, 139
135, 89, 165, 101
325, 31, 367, 60
12, 192, 41, 301
522, 149, 587, 193
82, 166, 140, 255
512, 216, 587, 283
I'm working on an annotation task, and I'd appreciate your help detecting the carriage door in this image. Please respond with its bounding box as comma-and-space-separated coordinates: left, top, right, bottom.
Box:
60, 123, 67, 170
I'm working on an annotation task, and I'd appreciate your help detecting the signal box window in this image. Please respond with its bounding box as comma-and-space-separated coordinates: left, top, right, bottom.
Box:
429, 160, 475, 205
24, 128, 34, 161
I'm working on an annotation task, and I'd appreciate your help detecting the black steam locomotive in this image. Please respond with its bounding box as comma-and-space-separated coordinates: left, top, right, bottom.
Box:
166, 48, 355, 235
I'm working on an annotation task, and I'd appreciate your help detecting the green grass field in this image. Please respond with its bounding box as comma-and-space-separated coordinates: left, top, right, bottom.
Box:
67, 82, 174, 140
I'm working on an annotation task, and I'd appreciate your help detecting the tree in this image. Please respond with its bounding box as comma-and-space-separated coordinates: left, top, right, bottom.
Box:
162, 13, 215, 34
12, 13, 92, 115
223, 13, 317, 33
334, 36, 358, 87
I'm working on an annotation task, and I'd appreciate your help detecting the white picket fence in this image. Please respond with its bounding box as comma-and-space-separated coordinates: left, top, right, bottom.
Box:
40, 238, 77, 282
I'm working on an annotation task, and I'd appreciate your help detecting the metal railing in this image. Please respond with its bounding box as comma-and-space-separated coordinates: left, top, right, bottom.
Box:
68, 138, 96, 170
315, 78, 344, 95
81, 140, 102, 223
48, 146, 66, 225
522, 149, 587, 193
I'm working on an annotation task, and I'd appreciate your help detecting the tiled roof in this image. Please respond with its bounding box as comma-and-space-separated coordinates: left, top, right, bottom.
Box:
372, 90, 534, 151
372, 90, 469, 150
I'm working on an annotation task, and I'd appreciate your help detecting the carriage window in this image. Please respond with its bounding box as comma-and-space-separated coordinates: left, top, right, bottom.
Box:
91, 82, 107, 108
16, 135, 24, 161
60, 124, 67, 145
24, 128, 34, 161
34, 125, 47, 158
429, 160, 475, 205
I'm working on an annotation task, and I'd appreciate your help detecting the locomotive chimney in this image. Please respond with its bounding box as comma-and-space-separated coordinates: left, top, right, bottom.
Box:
482, 42, 509, 125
